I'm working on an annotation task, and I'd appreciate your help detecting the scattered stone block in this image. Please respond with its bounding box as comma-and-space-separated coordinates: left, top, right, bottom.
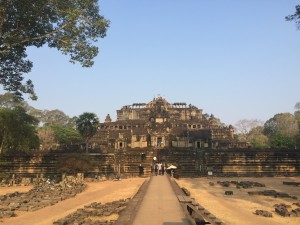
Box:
255, 210, 272, 217
182, 187, 190, 196
283, 182, 300, 186
292, 208, 300, 217
275, 206, 290, 217
0, 181, 86, 218
53, 199, 129, 224
203, 210, 210, 215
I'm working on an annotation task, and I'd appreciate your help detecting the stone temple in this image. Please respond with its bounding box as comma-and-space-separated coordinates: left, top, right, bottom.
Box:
91, 97, 248, 150
1, 97, 300, 178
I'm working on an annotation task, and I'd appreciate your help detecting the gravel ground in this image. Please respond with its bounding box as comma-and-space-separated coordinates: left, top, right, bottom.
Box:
0, 178, 145, 225
176, 176, 300, 225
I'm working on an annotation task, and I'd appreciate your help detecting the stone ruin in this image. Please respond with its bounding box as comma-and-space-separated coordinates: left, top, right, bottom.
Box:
91, 97, 244, 151
255, 210, 273, 217
212, 180, 300, 218
217, 180, 266, 188
248, 190, 298, 199
0, 173, 85, 219
1, 174, 54, 187
53, 199, 130, 225
274, 203, 300, 217
212, 180, 298, 200
1, 97, 300, 180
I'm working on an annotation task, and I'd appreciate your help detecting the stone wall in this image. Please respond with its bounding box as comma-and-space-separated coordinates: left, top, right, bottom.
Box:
156, 148, 300, 177
1, 148, 300, 180
0, 152, 115, 182
202, 149, 300, 176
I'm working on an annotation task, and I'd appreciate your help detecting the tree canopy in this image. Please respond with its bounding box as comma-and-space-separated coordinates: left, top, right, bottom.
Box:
0, 93, 77, 127
294, 102, 300, 148
0, 93, 84, 151
286, 5, 300, 29
76, 112, 99, 152
295, 102, 300, 126
41, 109, 70, 126
38, 125, 83, 150
263, 113, 298, 138
263, 113, 299, 149
0, 106, 39, 153
234, 119, 264, 142
0, 0, 109, 99
248, 126, 269, 149
0, 92, 30, 109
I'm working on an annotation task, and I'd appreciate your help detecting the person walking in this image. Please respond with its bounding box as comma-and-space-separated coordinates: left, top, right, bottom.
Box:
154, 163, 158, 176
158, 163, 162, 175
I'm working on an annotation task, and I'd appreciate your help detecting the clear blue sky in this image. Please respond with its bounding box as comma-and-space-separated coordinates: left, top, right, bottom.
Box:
7, 0, 300, 125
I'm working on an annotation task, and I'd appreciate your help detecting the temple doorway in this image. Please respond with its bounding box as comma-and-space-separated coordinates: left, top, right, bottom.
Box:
157, 137, 162, 146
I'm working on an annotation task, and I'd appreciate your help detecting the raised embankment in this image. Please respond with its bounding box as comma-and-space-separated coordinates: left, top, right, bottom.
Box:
1, 148, 300, 179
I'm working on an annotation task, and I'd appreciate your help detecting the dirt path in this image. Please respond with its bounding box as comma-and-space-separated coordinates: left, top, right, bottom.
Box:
0, 178, 145, 225
0, 186, 33, 195
132, 175, 190, 225
176, 177, 300, 225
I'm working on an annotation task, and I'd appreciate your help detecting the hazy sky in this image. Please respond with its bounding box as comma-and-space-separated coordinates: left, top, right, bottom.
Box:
6, 0, 300, 125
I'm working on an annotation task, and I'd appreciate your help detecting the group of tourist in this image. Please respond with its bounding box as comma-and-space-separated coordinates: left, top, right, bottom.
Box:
153, 162, 165, 176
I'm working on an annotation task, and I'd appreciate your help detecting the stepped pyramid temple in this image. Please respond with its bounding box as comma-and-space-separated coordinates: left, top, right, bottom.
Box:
1, 97, 300, 180
91, 97, 247, 151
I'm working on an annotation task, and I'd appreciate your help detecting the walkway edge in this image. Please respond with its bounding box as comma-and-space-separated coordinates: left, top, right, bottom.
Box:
114, 177, 152, 225
167, 176, 195, 225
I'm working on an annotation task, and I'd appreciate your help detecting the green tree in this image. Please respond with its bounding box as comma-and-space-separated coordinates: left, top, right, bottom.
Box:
0, 0, 109, 99
0, 93, 44, 119
294, 102, 300, 148
286, 5, 300, 29
248, 126, 269, 149
38, 125, 83, 150
51, 125, 83, 147
76, 112, 99, 153
264, 113, 298, 149
37, 126, 56, 150
295, 102, 300, 126
0, 93, 24, 108
66, 116, 79, 129
0, 107, 39, 153
41, 109, 70, 126
264, 113, 298, 137
0, 93, 76, 126
269, 133, 295, 149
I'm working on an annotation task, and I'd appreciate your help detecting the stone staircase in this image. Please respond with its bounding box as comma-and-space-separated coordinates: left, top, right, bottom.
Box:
117, 148, 154, 177
157, 148, 199, 177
